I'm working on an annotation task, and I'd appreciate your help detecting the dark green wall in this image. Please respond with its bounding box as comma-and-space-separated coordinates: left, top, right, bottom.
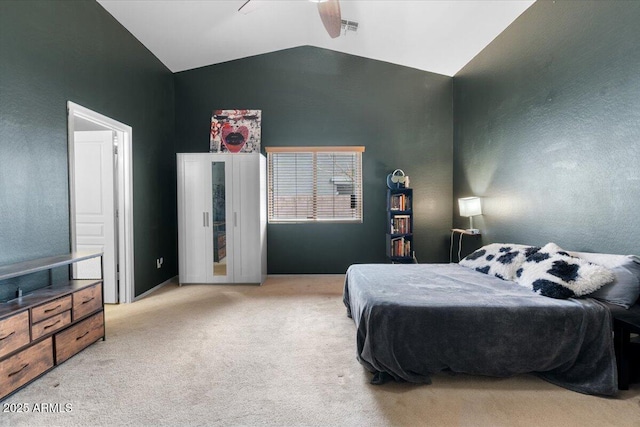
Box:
6, 0, 635, 288
175, 47, 453, 273
453, 1, 640, 255
0, 0, 177, 300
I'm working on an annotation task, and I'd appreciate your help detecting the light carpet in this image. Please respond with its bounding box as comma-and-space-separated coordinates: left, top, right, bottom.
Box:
2, 275, 640, 426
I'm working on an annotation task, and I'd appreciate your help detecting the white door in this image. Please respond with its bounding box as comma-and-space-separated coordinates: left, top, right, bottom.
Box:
73, 130, 118, 303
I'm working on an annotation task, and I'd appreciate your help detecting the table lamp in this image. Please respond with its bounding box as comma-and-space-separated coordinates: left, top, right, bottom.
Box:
458, 197, 482, 234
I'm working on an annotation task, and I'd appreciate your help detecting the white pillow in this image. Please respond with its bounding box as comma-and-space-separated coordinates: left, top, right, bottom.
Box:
517, 251, 615, 299
460, 243, 540, 281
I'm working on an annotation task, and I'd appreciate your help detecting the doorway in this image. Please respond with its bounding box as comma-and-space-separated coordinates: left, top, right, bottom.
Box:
67, 101, 134, 303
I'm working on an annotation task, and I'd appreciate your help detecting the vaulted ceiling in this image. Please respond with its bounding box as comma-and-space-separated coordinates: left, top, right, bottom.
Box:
97, 0, 535, 76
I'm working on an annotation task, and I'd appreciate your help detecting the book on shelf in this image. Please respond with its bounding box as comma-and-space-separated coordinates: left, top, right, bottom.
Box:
389, 236, 412, 257
390, 215, 411, 234
389, 193, 412, 211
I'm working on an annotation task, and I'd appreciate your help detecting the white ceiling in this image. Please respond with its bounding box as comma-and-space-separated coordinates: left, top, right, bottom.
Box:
97, 0, 535, 76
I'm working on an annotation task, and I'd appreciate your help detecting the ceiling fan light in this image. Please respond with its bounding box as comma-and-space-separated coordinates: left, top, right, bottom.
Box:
309, 0, 329, 3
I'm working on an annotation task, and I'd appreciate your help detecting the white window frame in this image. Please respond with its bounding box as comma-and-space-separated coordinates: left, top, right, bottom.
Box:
266, 146, 365, 224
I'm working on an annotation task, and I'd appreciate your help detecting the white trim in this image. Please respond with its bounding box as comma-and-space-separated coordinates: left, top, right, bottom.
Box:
134, 275, 178, 301
67, 101, 135, 303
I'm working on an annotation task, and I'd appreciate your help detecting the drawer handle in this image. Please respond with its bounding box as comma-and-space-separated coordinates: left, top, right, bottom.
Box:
44, 304, 62, 313
76, 331, 90, 341
0, 331, 15, 341
43, 319, 61, 330
81, 297, 95, 305
8, 363, 29, 378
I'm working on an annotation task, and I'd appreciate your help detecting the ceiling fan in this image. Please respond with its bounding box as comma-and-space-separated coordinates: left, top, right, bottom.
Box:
238, 0, 342, 39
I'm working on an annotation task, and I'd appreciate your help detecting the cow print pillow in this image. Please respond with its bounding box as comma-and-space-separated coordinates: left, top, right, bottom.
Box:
460, 243, 541, 281
516, 245, 615, 299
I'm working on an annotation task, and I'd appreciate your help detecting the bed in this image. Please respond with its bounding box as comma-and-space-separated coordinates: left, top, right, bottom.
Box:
342, 242, 640, 396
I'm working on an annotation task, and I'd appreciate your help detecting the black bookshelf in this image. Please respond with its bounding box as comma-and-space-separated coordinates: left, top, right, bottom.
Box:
386, 188, 414, 263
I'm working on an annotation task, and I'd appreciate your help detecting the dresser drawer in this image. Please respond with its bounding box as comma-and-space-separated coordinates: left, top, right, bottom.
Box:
55, 312, 104, 364
32, 295, 72, 324
73, 283, 103, 320
0, 337, 54, 399
0, 311, 30, 359
31, 310, 72, 341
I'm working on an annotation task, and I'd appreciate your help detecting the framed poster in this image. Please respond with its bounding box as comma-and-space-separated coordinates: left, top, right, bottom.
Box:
210, 109, 261, 153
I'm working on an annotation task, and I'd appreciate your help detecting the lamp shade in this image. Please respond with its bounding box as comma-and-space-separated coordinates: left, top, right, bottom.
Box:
458, 197, 482, 217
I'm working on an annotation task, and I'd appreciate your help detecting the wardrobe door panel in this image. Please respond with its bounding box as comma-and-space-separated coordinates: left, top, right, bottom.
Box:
233, 155, 261, 283
178, 155, 210, 283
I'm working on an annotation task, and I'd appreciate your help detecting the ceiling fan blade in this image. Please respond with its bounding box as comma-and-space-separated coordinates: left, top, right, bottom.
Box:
317, 0, 342, 39
238, 0, 262, 15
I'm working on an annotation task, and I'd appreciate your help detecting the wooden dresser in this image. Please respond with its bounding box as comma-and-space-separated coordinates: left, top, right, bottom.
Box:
0, 252, 105, 400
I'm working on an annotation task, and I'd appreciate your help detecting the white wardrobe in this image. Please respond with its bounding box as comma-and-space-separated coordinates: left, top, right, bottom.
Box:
177, 153, 267, 284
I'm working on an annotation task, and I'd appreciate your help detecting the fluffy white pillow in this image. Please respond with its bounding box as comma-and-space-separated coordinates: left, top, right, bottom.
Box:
517, 251, 615, 299
460, 243, 540, 281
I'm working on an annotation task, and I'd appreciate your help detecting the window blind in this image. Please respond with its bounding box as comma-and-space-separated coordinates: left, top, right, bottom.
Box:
266, 147, 364, 223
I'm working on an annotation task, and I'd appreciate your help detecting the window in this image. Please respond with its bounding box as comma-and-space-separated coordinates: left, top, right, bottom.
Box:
266, 146, 364, 223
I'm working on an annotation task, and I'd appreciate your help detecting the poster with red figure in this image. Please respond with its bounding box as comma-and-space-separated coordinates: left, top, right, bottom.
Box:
210, 109, 261, 153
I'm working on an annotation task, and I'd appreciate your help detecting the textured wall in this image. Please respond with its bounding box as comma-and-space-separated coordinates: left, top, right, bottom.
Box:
0, 0, 176, 300
175, 47, 453, 273
453, 1, 640, 254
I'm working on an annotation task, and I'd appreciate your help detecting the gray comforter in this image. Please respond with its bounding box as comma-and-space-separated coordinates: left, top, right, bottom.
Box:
343, 263, 618, 395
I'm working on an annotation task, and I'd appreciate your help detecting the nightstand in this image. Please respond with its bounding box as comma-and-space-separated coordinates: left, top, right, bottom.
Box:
450, 228, 482, 262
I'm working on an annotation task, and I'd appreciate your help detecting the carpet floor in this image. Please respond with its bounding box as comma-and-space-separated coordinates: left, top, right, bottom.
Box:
2, 275, 640, 426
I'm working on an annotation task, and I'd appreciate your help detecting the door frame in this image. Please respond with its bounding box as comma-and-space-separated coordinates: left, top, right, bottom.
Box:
67, 101, 135, 303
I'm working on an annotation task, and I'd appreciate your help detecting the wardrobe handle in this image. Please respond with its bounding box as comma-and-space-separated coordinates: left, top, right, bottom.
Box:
203, 212, 206, 227
206, 212, 210, 227
234, 212, 237, 227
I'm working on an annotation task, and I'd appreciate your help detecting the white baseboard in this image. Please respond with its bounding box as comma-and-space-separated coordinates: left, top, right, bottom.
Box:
134, 275, 179, 301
